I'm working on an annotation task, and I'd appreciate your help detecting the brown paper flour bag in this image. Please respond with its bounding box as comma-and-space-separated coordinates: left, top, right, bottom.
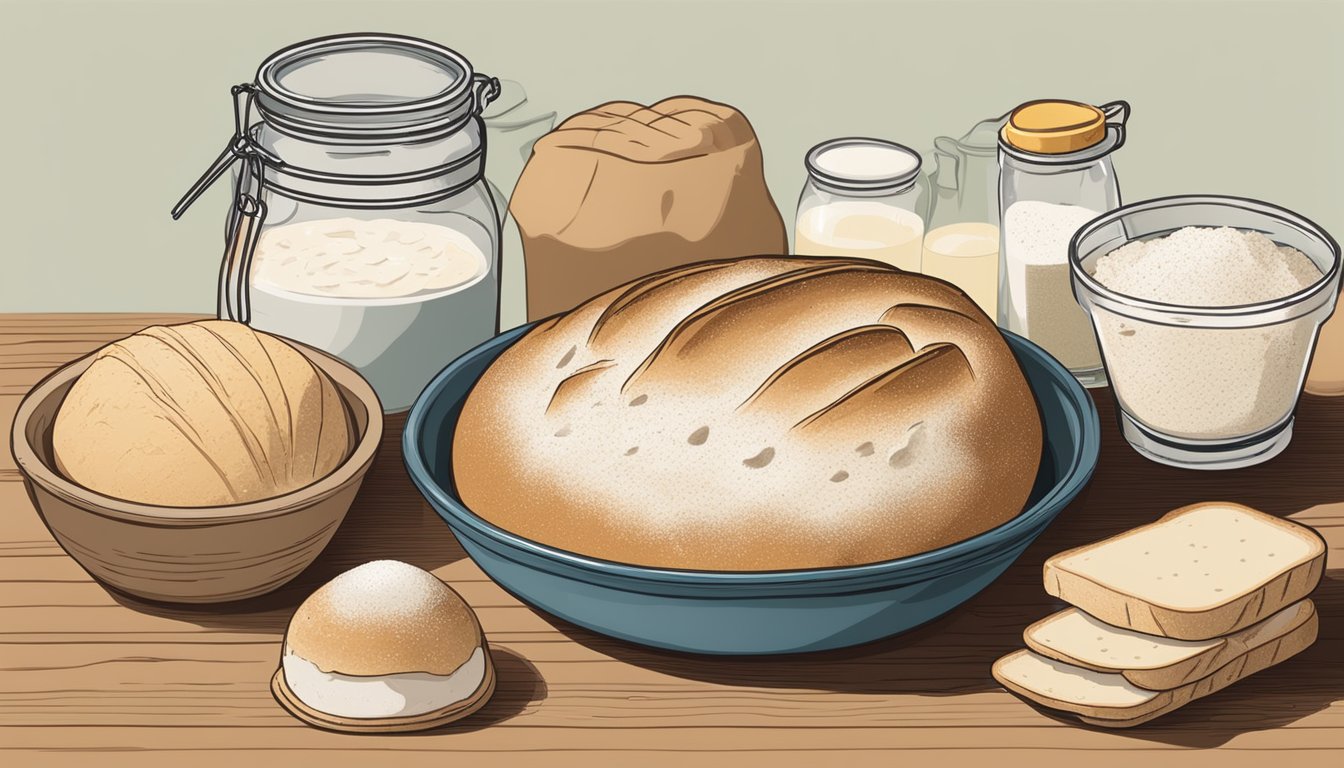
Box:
511, 96, 787, 320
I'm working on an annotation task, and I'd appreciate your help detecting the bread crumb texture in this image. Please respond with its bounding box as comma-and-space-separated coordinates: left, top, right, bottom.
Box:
1055, 505, 1320, 611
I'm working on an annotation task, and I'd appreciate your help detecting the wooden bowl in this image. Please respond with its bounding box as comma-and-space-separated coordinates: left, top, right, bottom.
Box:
10, 341, 383, 604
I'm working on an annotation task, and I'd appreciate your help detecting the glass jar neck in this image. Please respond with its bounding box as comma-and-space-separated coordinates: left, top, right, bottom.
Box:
999, 148, 1114, 176
254, 118, 489, 209
807, 174, 918, 198
251, 34, 494, 144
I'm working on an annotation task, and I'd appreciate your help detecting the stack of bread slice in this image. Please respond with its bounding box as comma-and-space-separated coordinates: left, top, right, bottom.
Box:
994, 502, 1325, 728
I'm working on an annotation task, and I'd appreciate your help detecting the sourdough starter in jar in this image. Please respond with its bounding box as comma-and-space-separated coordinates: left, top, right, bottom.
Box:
247, 215, 498, 410
172, 34, 505, 413
1003, 201, 1102, 370
251, 218, 488, 299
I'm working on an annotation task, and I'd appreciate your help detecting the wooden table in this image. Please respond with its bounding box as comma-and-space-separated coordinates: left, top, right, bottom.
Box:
2, 313, 1342, 767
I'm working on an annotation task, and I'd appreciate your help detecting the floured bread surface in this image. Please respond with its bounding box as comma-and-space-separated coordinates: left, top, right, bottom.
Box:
453, 256, 1043, 570
1045, 502, 1325, 638
285, 560, 483, 677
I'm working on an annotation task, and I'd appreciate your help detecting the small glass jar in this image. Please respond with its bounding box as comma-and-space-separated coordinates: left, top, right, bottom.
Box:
173, 34, 503, 412
794, 138, 926, 272
998, 100, 1130, 387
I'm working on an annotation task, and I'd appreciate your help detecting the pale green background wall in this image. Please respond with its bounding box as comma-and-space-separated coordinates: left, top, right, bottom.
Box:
2, 0, 1340, 328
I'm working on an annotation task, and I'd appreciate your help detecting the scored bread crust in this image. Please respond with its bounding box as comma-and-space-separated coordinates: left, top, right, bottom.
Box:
535, 97, 759, 164
453, 256, 1043, 571
996, 609, 1317, 728
1023, 600, 1316, 691
52, 320, 352, 507
1043, 502, 1326, 640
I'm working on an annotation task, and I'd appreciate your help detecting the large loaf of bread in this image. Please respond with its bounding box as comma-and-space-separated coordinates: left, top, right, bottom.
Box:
453, 257, 1043, 571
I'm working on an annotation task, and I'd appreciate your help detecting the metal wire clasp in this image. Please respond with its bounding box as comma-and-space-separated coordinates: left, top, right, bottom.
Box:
172, 85, 270, 219
472, 74, 501, 115
171, 84, 273, 323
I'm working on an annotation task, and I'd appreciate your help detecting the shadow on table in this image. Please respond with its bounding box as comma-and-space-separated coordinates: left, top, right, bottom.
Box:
535, 485, 1107, 699
420, 647, 549, 733
540, 567, 1343, 748
105, 412, 469, 634
1054, 570, 1344, 749
538, 393, 1344, 743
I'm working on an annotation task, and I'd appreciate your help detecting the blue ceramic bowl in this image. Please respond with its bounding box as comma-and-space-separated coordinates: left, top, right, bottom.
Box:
404, 324, 1100, 655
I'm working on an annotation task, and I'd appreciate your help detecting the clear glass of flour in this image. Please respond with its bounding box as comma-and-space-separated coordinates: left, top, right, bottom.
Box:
1072, 196, 1341, 470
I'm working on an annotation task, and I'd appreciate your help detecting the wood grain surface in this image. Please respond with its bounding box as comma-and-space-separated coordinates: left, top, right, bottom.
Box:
2, 314, 1342, 767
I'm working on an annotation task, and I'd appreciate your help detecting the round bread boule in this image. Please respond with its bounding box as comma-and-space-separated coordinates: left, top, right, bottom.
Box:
285, 559, 483, 678
52, 320, 351, 507
453, 256, 1044, 571
276, 560, 493, 726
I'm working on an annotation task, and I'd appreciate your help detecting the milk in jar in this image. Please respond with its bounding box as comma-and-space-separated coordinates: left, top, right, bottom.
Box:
795, 138, 926, 271
795, 201, 924, 271
921, 222, 999, 317
922, 114, 1005, 317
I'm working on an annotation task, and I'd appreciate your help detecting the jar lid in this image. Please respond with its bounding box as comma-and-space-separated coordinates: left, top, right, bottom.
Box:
253, 33, 478, 140
805, 138, 922, 191
1001, 100, 1106, 155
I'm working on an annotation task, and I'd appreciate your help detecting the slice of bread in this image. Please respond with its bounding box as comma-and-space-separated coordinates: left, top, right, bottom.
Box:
1043, 502, 1325, 640
1024, 599, 1315, 690
994, 605, 1317, 728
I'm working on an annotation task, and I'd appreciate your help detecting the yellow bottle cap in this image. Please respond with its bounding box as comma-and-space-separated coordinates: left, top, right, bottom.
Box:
1002, 100, 1107, 155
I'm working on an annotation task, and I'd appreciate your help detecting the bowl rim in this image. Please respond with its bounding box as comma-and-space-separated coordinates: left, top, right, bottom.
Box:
10, 329, 384, 526
403, 322, 1100, 587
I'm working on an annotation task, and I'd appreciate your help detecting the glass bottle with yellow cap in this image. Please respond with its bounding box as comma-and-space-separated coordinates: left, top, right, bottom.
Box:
998, 99, 1130, 388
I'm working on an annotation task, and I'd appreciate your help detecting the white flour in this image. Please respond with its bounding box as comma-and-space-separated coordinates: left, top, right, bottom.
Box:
1002, 201, 1103, 370
1089, 226, 1323, 439
1094, 226, 1320, 306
